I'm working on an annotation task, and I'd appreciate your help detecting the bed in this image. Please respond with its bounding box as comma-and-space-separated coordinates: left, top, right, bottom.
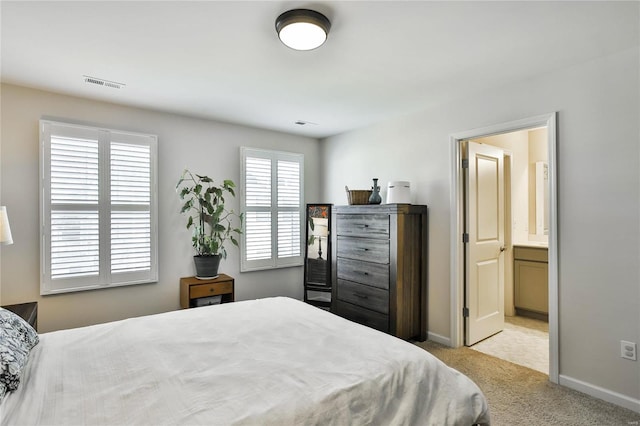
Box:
1, 297, 490, 425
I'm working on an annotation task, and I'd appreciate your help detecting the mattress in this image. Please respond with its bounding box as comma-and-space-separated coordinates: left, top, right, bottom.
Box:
1, 297, 489, 425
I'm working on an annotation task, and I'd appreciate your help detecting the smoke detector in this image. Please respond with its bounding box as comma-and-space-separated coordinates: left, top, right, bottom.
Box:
83, 75, 125, 89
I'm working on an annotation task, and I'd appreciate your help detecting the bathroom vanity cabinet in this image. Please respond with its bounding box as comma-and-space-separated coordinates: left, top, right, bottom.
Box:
514, 245, 548, 321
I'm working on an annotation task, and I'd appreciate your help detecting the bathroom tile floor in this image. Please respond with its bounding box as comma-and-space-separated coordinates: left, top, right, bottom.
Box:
469, 315, 549, 374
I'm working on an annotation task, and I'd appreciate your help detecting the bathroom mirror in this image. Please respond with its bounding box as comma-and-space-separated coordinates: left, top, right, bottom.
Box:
529, 161, 548, 238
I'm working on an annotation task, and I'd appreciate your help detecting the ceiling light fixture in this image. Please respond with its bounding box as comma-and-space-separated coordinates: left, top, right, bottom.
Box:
275, 9, 331, 51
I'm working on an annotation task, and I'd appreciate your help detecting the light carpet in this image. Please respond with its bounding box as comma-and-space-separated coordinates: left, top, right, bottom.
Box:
416, 340, 640, 426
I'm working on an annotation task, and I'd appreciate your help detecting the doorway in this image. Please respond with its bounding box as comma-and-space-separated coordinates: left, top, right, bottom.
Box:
449, 113, 559, 383
466, 133, 548, 374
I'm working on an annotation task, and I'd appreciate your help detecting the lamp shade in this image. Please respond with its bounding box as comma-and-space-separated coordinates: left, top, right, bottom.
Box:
0, 206, 13, 245
312, 217, 329, 237
276, 9, 331, 51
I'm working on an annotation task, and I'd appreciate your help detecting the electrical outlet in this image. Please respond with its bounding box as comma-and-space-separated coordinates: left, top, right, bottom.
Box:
620, 340, 637, 361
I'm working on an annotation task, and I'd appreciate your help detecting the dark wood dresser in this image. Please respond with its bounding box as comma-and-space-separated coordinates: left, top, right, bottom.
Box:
331, 204, 428, 341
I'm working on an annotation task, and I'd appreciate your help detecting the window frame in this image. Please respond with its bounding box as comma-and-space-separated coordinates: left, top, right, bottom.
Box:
240, 147, 304, 272
39, 120, 158, 295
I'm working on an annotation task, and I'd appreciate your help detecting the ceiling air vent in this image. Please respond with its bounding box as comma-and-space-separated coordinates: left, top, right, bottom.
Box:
83, 75, 125, 89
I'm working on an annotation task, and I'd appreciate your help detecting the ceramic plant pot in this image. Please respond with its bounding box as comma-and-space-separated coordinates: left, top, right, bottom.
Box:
194, 254, 221, 279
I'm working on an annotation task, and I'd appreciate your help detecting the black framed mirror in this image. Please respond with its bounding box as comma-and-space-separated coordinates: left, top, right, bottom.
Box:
304, 204, 332, 310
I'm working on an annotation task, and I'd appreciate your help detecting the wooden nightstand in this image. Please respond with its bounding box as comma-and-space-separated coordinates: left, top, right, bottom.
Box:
180, 274, 235, 309
2, 302, 38, 332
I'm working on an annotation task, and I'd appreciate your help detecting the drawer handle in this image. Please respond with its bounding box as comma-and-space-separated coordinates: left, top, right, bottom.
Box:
209, 288, 215, 292
353, 292, 369, 299
360, 248, 369, 252
359, 224, 369, 228
360, 271, 369, 276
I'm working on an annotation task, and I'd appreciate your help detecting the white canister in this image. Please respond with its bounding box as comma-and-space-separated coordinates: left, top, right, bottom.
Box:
386, 181, 411, 204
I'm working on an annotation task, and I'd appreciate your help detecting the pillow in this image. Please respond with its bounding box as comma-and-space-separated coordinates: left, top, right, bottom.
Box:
0, 308, 39, 396
0, 308, 39, 351
0, 342, 29, 391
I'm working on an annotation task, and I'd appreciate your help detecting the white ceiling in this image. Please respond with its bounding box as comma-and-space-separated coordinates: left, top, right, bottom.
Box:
1, 1, 637, 138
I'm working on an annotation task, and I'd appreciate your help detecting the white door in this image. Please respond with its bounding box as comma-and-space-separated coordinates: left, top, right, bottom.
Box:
465, 141, 505, 346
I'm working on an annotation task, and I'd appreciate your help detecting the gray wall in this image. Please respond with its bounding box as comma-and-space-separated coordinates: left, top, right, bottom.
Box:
321, 48, 640, 404
0, 84, 320, 332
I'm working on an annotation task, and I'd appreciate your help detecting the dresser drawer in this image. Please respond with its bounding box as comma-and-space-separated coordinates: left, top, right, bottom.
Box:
334, 300, 389, 333
337, 258, 389, 289
190, 281, 233, 299
336, 214, 389, 238
337, 236, 389, 263
337, 279, 389, 314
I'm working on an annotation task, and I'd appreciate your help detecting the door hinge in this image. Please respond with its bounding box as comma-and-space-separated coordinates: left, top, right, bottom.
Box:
463, 307, 469, 317
462, 233, 469, 243
462, 159, 469, 169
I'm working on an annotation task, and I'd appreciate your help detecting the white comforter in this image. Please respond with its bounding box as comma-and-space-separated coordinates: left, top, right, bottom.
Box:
1, 297, 489, 425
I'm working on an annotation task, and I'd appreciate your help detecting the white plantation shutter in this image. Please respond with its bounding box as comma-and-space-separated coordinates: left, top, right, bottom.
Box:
111, 211, 150, 273
244, 156, 272, 262
277, 160, 300, 207
245, 212, 272, 261
40, 120, 158, 295
50, 211, 99, 279
110, 140, 151, 276
240, 147, 304, 271
245, 157, 271, 207
277, 159, 301, 259
277, 211, 299, 258
49, 134, 100, 280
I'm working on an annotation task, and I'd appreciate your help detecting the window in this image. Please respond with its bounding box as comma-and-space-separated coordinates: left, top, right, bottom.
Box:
40, 120, 158, 295
240, 147, 304, 271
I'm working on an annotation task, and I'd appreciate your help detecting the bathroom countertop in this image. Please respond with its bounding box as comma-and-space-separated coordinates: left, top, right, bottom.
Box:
513, 241, 548, 249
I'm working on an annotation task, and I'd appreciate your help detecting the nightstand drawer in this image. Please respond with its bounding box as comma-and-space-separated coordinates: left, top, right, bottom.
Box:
337, 258, 389, 289
336, 214, 389, 238
337, 236, 389, 263
337, 279, 389, 314
334, 300, 388, 333
190, 281, 233, 299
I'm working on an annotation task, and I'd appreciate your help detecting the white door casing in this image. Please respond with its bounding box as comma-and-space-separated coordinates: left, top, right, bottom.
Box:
449, 112, 558, 383
465, 142, 505, 346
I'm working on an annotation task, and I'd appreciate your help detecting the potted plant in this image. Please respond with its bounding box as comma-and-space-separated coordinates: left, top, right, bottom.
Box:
176, 169, 243, 278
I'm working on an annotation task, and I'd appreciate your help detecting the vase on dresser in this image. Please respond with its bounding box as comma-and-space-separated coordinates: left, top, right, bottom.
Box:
368, 178, 382, 204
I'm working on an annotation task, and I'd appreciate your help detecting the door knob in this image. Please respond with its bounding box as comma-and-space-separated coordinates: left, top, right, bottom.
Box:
500, 246, 505, 252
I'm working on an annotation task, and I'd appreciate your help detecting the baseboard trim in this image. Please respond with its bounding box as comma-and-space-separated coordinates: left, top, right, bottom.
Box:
559, 375, 640, 414
427, 332, 452, 347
